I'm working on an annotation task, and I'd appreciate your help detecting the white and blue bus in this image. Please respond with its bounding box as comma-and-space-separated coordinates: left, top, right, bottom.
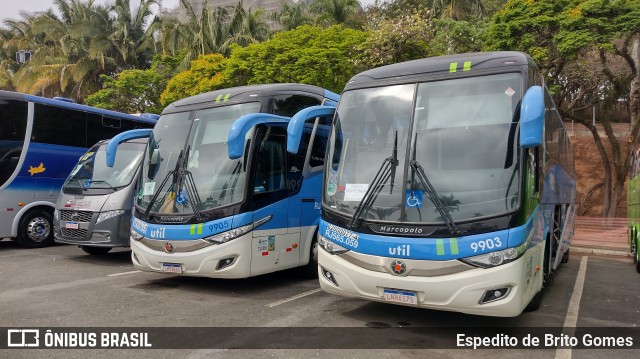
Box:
318, 52, 576, 317
0, 90, 157, 248
129, 84, 338, 278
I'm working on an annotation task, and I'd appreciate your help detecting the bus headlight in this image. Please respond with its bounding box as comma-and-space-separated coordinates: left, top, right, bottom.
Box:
130, 228, 144, 241
460, 242, 527, 268
318, 234, 349, 255
97, 210, 124, 224
203, 215, 271, 244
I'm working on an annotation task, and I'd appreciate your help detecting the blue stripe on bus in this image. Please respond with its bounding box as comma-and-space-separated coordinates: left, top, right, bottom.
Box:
319, 213, 537, 261
131, 212, 253, 241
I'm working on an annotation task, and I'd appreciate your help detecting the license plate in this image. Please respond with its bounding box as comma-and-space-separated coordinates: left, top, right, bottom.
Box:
162, 263, 183, 273
65, 222, 79, 229
383, 289, 417, 306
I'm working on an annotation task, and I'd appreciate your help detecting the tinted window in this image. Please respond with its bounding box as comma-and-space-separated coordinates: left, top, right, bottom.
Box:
32, 104, 86, 147
269, 95, 321, 117
87, 113, 122, 146
0, 99, 28, 186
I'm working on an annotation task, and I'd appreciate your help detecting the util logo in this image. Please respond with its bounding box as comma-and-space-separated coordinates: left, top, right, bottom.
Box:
388, 244, 411, 256
150, 227, 166, 239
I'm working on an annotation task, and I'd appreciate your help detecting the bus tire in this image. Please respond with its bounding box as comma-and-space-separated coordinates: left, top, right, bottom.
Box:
81, 246, 111, 255
524, 289, 544, 312
299, 234, 319, 279
16, 209, 55, 248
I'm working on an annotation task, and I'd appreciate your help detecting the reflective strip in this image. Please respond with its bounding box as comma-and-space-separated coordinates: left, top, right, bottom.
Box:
436, 238, 445, 255
215, 94, 223, 103
189, 224, 203, 235
449, 62, 457, 73
223, 93, 231, 102
463, 61, 472, 71
450, 238, 459, 255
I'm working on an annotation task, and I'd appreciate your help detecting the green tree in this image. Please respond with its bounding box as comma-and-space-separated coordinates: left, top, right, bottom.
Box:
486, 0, 640, 217
310, 0, 361, 26
355, 9, 483, 70
272, 1, 313, 31
222, 25, 367, 93
225, 1, 271, 48
160, 53, 227, 106
85, 55, 179, 113
2, 0, 159, 100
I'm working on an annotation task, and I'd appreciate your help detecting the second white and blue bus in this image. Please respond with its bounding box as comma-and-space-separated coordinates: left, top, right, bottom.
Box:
129, 84, 338, 278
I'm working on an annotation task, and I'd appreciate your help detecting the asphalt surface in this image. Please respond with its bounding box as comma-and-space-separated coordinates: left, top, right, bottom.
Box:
0, 239, 638, 358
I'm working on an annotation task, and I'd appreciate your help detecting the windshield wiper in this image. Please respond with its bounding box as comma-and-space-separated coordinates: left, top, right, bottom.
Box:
409, 135, 461, 235
143, 149, 183, 221
142, 147, 204, 222
348, 132, 399, 228
176, 146, 204, 221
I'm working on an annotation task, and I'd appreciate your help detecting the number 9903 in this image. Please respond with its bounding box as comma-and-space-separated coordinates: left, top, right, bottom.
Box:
470, 237, 502, 253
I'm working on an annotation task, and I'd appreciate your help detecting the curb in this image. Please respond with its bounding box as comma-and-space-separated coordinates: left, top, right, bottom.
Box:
570, 246, 630, 257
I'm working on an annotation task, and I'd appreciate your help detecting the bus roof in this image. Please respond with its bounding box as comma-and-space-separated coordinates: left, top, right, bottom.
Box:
344, 51, 534, 90
162, 83, 339, 114
0, 90, 157, 125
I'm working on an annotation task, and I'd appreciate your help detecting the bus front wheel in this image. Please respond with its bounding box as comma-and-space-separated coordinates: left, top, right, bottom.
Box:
17, 210, 54, 248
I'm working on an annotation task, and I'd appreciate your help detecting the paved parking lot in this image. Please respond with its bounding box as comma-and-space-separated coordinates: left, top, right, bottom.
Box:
0, 239, 638, 358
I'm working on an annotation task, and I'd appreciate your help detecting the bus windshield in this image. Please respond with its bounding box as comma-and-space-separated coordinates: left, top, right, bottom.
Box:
64, 141, 145, 190
136, 102, 261, 215
324, 73, 522, 224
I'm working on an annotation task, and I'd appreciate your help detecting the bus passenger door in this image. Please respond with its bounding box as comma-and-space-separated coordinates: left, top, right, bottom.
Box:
250, 131, 300, 275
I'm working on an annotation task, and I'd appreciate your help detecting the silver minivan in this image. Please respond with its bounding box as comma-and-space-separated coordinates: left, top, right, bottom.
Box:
53, 130, 151, 254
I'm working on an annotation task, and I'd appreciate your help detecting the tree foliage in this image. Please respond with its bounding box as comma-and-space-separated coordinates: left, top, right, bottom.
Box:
355, 9, 483, 70
222, 25, 367, 93
486, 0, 640, 217
160, 53, 227, 106
84, 55, 179, 114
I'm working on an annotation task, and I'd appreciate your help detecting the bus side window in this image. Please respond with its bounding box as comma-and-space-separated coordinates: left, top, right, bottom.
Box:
32, 104, 87, 147
269, 95, 321, 117
254, 135, 288, 193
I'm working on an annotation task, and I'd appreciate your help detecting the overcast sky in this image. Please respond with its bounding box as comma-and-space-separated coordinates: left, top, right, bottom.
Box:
2, 0, 376, 24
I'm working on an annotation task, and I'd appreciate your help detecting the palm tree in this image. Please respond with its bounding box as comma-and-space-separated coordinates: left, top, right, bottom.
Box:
225, 1, 271, 49
157, 0, 231, 70
272, 1, 312, 31
110, 0, 160, 70
431, 0, 486, 20
310, 0, 361, 26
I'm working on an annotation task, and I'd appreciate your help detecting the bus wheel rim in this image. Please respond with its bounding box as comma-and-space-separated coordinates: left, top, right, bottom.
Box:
27, 217, 50, 242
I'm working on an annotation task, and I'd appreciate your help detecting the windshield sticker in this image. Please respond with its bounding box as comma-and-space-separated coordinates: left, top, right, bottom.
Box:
505, 87, 515, 97
326, 182, 337, 196
406, 190, 424, 208
143, 182, 155, 195
80, 152, 94, 161
344, 183, 369, 201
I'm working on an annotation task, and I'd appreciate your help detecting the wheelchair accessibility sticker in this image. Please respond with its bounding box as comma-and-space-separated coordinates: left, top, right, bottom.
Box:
406, 190, 423, 208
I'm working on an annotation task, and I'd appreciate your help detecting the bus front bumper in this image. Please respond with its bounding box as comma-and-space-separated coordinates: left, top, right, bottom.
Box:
130, 234, 253, 278
318, 246, 544, 317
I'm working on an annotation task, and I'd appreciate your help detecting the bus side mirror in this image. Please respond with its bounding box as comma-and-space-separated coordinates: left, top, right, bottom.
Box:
520, 86, 544, 148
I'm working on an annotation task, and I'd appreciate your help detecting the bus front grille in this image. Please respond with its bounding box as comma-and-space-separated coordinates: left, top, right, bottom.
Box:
61, 228, 88, 239
60, 210, 94, 222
